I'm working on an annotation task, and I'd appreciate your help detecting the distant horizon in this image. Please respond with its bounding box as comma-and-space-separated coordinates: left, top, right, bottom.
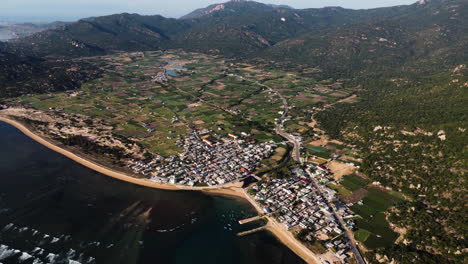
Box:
1, 0, 417, 23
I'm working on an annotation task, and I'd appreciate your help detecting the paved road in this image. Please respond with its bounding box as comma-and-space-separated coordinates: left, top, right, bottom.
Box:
239, 74, 364, 263
306, 169, 366, 264
275, 125, 302, 163
253, 80, 303, 164
238, 74, 364, 263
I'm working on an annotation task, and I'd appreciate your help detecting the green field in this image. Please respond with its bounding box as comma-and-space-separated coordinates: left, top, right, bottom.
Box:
351, 187, 403, 249
355, 213, 399, 248
306, 146, 331, 159
340, 175, 370, 191
354, 229, 371, 242
328, 183, 353, 197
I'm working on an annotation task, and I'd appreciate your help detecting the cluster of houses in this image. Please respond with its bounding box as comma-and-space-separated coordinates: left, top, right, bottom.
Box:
151, 71, 168, 84
127, 131, 276, 186
249, 167, 355, 260
125, 125, 359, 262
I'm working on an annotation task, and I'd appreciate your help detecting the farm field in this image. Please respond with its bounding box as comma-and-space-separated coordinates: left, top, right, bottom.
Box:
11, 51, 354, 157
341, 174, 370, 192
6, 50, 402, 254
351, 187, 403, 249
328, 174, 403, 249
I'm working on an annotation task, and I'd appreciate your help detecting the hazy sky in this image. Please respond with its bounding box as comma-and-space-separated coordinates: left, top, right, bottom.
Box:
1, 0, 417, 22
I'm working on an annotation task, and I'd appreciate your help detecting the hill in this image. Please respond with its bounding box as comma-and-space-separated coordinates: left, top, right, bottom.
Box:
0, 41, 101, 98
8, 14, 189, 57
180, 0, 280, 20
0, 21, 67, 41
173, 4, 376, 56
7, 1, 407, 58
315, 65, 468, 264
257, 0, 468, 78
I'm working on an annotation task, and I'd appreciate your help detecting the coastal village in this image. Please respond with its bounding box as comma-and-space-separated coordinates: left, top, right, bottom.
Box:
2, 51, 385, 264
127, 127, 359, 264
249, 167, 358, 264
128, 130, 276, 186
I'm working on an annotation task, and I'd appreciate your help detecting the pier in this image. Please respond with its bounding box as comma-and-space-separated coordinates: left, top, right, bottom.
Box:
238, 215, 265, 225
237, 225, 269, 236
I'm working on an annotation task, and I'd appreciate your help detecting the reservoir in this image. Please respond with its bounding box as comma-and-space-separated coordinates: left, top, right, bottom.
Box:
0, 121, 305, 264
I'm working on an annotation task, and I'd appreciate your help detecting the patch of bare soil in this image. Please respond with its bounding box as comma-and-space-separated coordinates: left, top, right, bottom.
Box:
308, 137, 330, 147
326, 160, 357, 180
193, 120, 205, 125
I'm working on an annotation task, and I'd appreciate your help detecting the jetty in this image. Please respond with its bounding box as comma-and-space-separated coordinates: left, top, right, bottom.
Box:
237, 225, 269, 236
238, 215, 265, 225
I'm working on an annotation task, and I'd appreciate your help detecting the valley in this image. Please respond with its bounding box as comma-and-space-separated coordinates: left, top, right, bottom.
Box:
1, 50, 369, 263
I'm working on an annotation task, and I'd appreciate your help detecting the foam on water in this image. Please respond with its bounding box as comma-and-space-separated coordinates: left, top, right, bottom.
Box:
67, 249, 76, 258
2, 223, 14, 231
46, 253, 57, 263
0, 244, 19, 260
32, 247, 44, 255
18, 252, 33, 262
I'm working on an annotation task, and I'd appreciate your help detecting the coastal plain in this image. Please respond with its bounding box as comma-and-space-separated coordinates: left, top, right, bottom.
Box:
1, 50, 402, 264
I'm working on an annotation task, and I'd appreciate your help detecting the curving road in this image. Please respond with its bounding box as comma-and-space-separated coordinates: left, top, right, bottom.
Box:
238, 74, 365, 263
254, 80, 302, 164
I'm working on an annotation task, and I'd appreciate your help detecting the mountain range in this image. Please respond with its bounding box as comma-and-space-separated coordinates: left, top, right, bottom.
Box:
3, 0, 466, 79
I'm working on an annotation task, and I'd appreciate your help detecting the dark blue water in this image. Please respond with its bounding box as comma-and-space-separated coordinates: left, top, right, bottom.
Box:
0, 121, 305, 264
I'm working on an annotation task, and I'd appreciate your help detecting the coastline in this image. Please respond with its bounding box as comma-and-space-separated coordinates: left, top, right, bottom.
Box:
0, 115, 319, 264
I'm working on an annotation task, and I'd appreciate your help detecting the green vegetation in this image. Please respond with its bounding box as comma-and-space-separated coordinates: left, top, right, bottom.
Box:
10, 52, 323, 158
354, 229, 371, 243
305, 146, 331, 159
295, 229, 327, 254
1, 2, 466, 263
0, 48, 102, 98
318, 68, 468, 263
327, 183, 353, 197
351, 188, 402, 219
356, 213, 398, 249
340, 175, 370, 192
351, 188, 403, 249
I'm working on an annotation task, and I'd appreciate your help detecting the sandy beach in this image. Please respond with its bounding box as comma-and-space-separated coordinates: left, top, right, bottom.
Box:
267, 220, 321, 264
0, 115, 319, 264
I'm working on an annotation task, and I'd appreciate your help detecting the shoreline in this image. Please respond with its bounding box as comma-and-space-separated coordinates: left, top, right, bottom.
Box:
0, 115, 319, 264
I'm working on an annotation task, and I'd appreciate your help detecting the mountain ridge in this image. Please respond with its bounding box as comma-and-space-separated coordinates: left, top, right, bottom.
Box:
5, 0, 466, 78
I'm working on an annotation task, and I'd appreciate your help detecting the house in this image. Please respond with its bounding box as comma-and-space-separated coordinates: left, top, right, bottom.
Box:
203, 138, 214, 147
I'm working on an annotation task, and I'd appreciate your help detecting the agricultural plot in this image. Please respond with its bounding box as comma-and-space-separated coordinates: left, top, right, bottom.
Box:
325, 174, 402, 249
350, 187, 403, 249
306, 146, 332, 159
340, 175, 370, 192
11, 51, 325, 157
